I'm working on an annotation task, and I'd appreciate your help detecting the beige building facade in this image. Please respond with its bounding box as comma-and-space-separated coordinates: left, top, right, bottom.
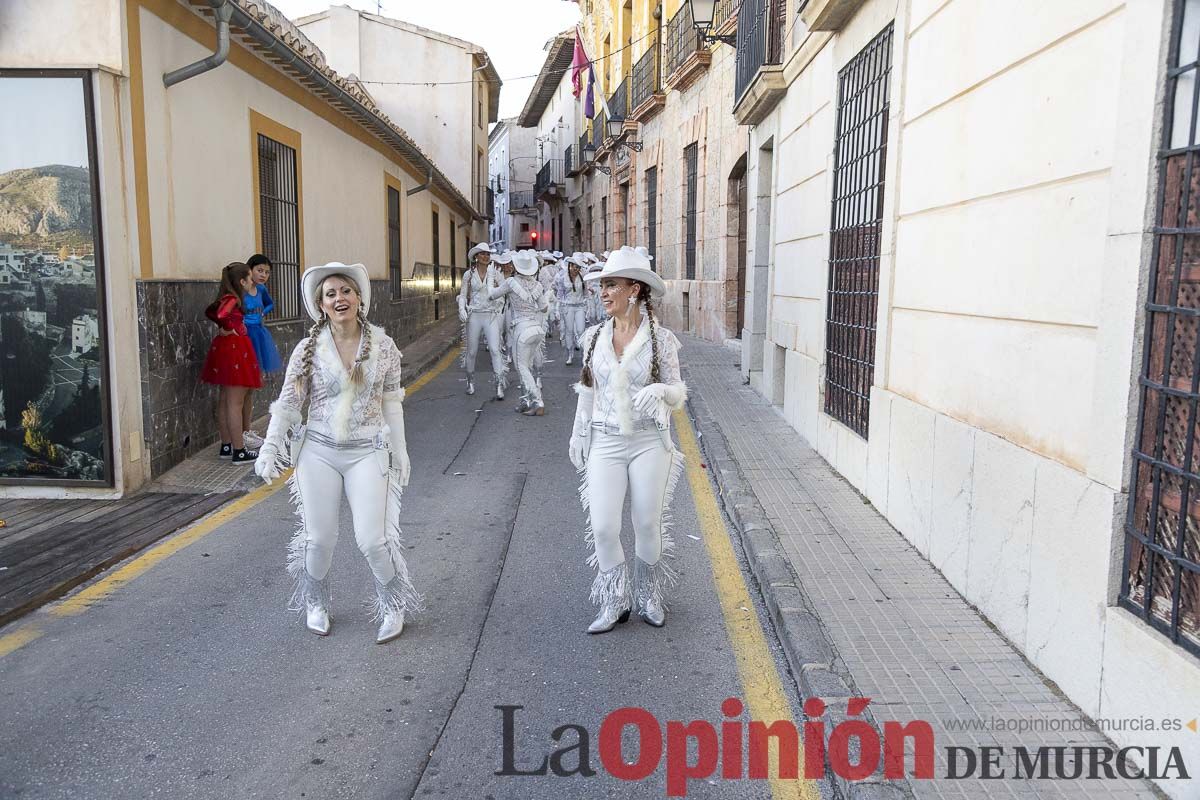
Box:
573, 0, 747, 341
1, 0, 484, 497
735, 0, 1198, 794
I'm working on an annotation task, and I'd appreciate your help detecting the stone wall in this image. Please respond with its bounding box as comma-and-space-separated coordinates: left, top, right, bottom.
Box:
136, 263, 461, 478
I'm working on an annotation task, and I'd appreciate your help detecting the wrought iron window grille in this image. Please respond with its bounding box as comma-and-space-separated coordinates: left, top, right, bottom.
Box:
1122, 0, 1200, 658
823, 24, 892, 439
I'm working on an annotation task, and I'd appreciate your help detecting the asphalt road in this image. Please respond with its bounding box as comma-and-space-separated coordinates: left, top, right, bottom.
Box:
0, 342, 812, 800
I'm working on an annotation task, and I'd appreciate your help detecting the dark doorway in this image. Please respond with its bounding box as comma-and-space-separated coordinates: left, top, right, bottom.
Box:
730, 154, 748, 338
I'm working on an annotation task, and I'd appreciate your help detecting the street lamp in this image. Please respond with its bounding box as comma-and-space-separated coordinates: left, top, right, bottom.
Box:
688, 0, 737, 46
605, 115, 644, 153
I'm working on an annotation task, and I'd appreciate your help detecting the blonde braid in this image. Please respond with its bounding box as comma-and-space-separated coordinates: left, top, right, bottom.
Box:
579, 320, 604, 388
352, 307, 372, 386
644, 290, 662, 384
296, 317, 328, 394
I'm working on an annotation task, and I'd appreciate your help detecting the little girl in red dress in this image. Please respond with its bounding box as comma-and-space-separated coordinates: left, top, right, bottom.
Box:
201, 262, 263, 463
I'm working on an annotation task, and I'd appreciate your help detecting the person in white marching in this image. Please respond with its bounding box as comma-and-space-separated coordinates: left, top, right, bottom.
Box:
492, 250, 515, 366
537, 251, 560, 342
558, 255, 590, 366
458, 242, 508, 399
255, 262, 421, 644
489, 250, 550, 416
585, 259, 605, 325
569, 246, 688, 633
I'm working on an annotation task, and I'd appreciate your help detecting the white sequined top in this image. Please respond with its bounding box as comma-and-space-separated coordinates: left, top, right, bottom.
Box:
579, 315, 686, 433
275, 323, 404, 442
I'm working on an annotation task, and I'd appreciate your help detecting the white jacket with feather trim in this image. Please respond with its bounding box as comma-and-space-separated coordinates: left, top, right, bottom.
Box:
272, 323, 404, 443
577, 316, 687, 434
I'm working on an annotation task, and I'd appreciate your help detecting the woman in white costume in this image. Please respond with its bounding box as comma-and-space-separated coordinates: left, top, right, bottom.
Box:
492, 250, 515, 366
558, 256, 590, 366
585, 260, 605, 325
538, 251, 560, 343
570, 246, 687, 633
458, 242, 508, 398
255, 263, 420, 644
489, 250, 550, 416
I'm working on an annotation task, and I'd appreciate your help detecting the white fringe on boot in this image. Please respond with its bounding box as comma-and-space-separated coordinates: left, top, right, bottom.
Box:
365, 461, 425, 621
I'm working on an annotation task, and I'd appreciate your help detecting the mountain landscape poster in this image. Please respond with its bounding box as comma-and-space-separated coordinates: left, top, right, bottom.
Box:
0, 71, 110, 484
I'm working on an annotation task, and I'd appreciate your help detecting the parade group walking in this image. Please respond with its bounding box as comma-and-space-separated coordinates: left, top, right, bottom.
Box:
205, 243, 686, 643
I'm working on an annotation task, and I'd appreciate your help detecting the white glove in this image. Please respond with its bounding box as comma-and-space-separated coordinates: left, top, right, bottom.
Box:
257, 400, 299, 485
569, 433, 590, 471
383, 393, 412, 487
255, 444, 283, 484
570, 383, 594, 470
632, 384, 667, 417
458, 306, 467, 323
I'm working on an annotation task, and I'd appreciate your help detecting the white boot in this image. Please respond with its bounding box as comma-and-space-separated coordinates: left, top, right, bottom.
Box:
376, 610, 404, 643
306, 602, 331, 636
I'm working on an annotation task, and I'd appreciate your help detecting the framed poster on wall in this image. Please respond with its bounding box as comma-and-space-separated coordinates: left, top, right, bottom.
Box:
0, 70, 112, 486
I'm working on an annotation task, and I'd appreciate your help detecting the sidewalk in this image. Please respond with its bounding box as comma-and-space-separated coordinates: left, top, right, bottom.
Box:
0, 316, 460, 626
681, 336, 1159, 800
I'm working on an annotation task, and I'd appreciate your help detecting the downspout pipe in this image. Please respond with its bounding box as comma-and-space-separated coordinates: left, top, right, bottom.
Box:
406, 168, 433, 197
164, 0, 233, 87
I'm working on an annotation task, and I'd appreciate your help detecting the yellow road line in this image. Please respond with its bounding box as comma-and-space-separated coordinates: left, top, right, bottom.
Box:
49, 480, 282, 618
0, 625, 43, 657
675, 410, 820, 800
406, 345, 462, 395
0, 345, 460, 652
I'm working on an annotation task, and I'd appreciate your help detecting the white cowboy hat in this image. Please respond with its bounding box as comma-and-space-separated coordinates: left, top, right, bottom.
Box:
468, 242, 496, 260
512, 250, 540, 276
634, 245, 655, 262
302, 262, 371, 323
551, 250, 564, 259
566, 254, 590, 267
583, 246, 665, 298
492, 250, 514, 264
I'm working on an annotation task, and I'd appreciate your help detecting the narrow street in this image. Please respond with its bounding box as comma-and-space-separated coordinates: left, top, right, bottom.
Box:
0, 348, 811, 800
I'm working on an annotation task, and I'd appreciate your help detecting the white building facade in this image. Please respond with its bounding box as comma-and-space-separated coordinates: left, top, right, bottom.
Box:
517, 32, 581, 255
487, 118, 537, 250
735, 0, 1198, 795
295, 5, 501, 213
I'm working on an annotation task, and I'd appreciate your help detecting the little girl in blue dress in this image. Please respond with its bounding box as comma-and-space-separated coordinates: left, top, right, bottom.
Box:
240, 254, 283, 448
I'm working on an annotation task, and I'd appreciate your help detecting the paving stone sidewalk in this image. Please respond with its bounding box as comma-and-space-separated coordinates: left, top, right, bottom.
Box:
680, 336, 1160, 800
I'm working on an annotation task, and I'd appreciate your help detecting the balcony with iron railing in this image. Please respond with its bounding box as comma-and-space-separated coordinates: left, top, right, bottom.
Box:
663, 2, 709, 91
509, 190, 536, 212
630, 40, 664, 121
608, 77, 630, 125
534, 159, 565, 199
713, 0, 739, 34
564, 144, 575, 176
591, 110, 607, 152
485, 186, 495, 220
733, 0, 788, 125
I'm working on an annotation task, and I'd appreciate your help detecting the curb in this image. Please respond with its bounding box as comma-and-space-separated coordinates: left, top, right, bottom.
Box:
685, 384, 914, 800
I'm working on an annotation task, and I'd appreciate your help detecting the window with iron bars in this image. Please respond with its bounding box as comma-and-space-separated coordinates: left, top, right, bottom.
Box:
823, 24, 892, 439
257, 134, 300, 321
388, 186, 402, 300
1122, 0, 1200, 658
646, 166, 658, 269
684, 143, 698, 280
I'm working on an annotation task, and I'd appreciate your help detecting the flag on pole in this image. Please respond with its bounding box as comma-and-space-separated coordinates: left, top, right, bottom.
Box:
584, 65, 596, 119
571, 29, 588, 98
